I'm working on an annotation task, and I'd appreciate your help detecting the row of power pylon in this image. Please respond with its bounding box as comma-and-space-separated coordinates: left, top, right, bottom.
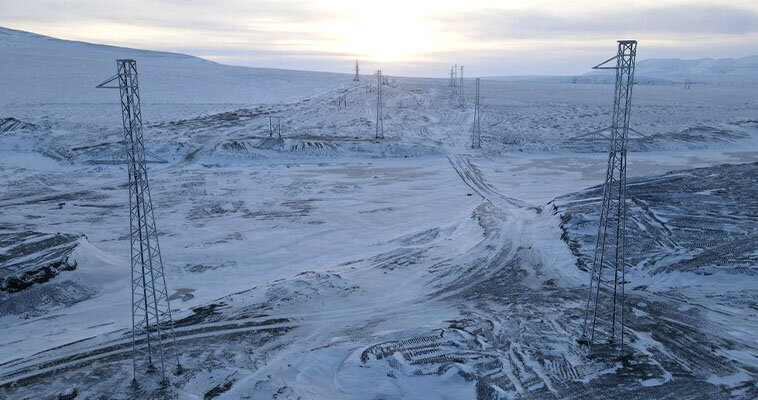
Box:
96, 40, 636, 389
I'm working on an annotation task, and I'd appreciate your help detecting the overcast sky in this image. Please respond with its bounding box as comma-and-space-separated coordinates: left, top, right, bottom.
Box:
1, 0, 756, 77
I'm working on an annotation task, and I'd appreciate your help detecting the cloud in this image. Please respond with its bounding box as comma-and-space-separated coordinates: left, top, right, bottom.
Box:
0, 0, 756, 76
438, 5, 758, 41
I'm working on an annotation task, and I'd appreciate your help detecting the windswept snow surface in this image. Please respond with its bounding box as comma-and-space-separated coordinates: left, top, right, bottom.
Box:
1, 27, 757, 399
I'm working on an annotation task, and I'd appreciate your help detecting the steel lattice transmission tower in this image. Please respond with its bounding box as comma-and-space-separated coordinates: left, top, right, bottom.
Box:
459, 66, 464, 92
268, 115, 283, 138
354, 60, 360, 82
449, 66, 456, 87
97, 59, 181, 384
580, 41, 637, 354
458, 65, 465, 106
472, 78, 481, 149
375, 70, 384, 139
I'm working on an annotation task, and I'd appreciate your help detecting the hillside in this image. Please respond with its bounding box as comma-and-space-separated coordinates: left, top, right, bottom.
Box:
485, 55, 758, 84
0, 26, 348, 105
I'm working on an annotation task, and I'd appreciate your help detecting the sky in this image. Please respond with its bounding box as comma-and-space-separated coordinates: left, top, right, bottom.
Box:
1, 0, 756, 77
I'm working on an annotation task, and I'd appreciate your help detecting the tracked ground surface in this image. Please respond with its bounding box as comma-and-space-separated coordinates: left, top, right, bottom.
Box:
1, 63, 757, 399
554, 162, 758, 276
551, 162, 758, 399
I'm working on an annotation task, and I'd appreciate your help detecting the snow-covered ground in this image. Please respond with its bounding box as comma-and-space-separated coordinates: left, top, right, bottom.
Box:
1, 26, 757, 399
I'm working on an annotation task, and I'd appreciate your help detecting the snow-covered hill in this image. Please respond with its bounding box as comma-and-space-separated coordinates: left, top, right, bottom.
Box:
633, 56, 758, 82
583, 56, 758, 84
486, 55, 758, 84
0, 26, 348, 106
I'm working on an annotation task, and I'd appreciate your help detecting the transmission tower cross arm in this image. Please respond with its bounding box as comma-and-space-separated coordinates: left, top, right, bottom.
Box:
592, 55, 620, 70
592, 40, 637, 70
96, 73, 121, 89
627, 127, 646, 137
97, 59, 138, 88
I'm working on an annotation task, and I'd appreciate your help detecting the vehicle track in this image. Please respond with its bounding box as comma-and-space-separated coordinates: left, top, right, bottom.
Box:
0, 286, 456, 389
0, 316, 292, 388
447, 154, 525, 208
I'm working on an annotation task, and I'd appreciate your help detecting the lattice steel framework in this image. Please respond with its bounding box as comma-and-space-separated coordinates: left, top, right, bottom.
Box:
472, 77, 481, 149
269, 115, 283, 138
580, 40, 637, 354
337, 90, 347, 107
354, 60, 360, 82
459, 65, 464, 101
376, 70, 384, 139
97, 60, 180, 384
449, 66, 456, 87
458, 65, 463, 96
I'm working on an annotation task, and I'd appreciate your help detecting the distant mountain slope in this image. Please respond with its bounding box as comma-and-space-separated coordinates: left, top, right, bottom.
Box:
584, 56, 758, 83
485, 55, 758, 84
0, 26, 349, 105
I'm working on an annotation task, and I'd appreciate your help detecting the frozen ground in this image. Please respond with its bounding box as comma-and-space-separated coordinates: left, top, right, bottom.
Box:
1, 27, 757, 399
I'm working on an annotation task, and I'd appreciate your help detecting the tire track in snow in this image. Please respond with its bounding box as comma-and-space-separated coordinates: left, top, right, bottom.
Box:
447, 154, 526, 208
0, 291, 453, 388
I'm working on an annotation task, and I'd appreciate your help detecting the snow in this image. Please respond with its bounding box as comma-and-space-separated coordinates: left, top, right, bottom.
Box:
1, 26, 757, 399
707, 371, 752, 388
489, 56, 758, 85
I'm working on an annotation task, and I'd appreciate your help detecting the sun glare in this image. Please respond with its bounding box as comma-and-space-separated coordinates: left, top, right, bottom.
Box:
330, 13, 434, 63
319, 1, 459, 63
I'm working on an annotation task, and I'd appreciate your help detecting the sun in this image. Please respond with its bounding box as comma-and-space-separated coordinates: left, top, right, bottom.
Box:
327, 9, 436, 63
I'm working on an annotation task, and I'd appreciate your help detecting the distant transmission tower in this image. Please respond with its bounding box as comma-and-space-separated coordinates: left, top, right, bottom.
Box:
268, 115, 283, 138
354, 60, 360, 82
375, 70, 384, 139
472, 77, 481, 148
580, 40, 637, 354
97, 59, 181, 385
449, 66, 455, 87
459, 66, 464, 91
458, 65, 464, 105
338, 89, 348, 106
